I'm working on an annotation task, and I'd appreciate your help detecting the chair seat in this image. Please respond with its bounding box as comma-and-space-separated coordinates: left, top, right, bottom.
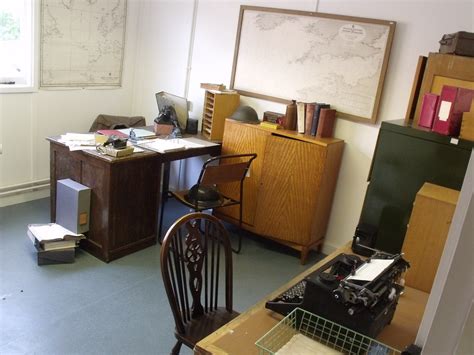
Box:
171, 190, 239, 211
176, 308, 240, 349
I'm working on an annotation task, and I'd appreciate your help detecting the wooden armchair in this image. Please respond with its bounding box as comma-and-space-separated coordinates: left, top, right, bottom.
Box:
160, 212, 239, 354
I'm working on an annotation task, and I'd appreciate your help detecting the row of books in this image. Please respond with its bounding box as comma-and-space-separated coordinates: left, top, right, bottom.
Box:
418, 85, 474, 137
296, 102, 336, 138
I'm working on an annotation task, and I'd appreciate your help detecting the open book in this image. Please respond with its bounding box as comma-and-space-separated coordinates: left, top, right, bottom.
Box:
27, 223, 85, 251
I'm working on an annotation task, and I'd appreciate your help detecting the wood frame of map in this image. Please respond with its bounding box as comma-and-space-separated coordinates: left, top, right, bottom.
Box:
230, 6, 396, 124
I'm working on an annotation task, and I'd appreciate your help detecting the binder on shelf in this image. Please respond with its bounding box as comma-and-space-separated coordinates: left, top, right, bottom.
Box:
418, 93, 439, 129
432, 86, 474, 136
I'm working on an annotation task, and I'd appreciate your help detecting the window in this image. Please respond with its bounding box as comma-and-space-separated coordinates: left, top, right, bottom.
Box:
0, 0, 36, 92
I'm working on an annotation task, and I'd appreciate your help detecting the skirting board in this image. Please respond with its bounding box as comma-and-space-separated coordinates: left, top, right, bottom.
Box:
0, 189, 50, 208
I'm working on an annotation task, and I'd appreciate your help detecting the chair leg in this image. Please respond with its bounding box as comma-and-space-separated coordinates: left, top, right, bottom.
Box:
231, 205, 243, 254
231, 233, 242, 254
171, 340, 182, 355
158, 197, 166, 245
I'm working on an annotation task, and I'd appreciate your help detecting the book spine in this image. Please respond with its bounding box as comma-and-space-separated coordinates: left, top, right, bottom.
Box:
316, 109, 337, 138
310, 104, 329, 136
432, 86, 458, 136
297, 102, 306, 133
305, 103, 316, 134
450, 88, 474, 136
418, 93, 439, 129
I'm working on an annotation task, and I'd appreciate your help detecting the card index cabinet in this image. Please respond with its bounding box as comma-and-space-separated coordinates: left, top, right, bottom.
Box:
201, 90, 240, 141
214, 119, 344, 264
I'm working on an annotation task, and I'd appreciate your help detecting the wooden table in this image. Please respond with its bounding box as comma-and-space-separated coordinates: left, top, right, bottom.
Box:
195, 245, 429, 354
48, 133, 221, 262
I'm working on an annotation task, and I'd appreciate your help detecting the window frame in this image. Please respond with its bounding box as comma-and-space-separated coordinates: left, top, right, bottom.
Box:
0, 0, 38, 94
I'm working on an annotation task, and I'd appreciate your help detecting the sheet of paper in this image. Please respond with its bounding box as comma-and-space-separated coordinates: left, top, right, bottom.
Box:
61, 133, 96, 141
178, 137, 220, 148
58, 133, 96, 150
438, 101, 451, 121
68, 145, 96, 151
346, 259, 394, 282
276, 334, 342, 355
118, 128, 155, 138
140, 139, 186, 153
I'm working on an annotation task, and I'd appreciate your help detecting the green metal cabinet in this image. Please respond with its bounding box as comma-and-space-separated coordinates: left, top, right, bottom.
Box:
359, 120, 474, 253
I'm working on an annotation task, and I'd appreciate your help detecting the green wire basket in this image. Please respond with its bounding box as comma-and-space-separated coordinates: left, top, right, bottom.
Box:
255, 308, 401, 355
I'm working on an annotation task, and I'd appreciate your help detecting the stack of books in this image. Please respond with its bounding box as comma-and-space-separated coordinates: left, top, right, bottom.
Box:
27, 223, 85, 265
296, 102, 337, 138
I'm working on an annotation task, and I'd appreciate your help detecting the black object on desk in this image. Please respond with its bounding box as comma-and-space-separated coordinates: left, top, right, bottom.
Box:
265, 252, 409, 338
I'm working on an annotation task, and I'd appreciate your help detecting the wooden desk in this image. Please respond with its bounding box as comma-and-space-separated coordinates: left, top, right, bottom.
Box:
48, 133, 221, 262
195, 245, 429, 354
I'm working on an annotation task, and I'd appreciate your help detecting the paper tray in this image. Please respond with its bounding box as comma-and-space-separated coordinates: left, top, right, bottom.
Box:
255, 308, 400, 355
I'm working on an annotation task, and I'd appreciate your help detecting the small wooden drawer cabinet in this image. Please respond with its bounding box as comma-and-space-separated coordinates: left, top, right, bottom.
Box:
201, 90, 240, 140
215, 119, 344, 263
402, 183, 459, 293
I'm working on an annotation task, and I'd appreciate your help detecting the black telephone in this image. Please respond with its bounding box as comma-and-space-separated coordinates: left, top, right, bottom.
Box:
103, 136, 128, 149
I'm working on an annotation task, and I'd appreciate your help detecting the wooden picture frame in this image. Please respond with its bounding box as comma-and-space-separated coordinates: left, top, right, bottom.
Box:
230, 6, 396, 124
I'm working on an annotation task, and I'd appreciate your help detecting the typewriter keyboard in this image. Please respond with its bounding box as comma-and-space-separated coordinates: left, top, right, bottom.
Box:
275, 280, 307, 303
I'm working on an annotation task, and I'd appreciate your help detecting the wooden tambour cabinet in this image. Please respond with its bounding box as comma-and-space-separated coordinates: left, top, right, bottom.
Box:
48, 138, 161, 262
215, 119, 344, 263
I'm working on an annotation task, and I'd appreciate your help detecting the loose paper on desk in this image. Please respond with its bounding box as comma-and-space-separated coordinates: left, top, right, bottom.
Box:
58, 133, 96, 151
137, 137, 218, 153
138, 139, 186, 153
346, 259, 394, 282
27, 223, 84, 242
117, 128, 156, 139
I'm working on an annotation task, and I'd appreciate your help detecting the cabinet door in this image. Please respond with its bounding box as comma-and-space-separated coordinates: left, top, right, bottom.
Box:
217, 120, 268, 226
255, 135, 326, 245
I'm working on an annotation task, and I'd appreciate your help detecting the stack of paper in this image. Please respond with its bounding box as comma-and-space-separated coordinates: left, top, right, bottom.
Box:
139, 139, 187, 153
58, 133, 96, 151
117, 128, 156, 139
27, 223, 85, 251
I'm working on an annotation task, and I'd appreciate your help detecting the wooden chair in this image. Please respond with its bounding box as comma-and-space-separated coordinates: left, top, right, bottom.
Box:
160, 212, 239, 354
159, 153, 257, 253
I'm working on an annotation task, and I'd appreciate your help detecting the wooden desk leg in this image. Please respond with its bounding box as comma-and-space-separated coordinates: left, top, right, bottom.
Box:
158, 162, 171, 242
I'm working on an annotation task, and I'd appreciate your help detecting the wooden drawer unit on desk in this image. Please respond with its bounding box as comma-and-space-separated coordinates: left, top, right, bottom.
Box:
215, 119, 344, 263
49, 140, 161, 262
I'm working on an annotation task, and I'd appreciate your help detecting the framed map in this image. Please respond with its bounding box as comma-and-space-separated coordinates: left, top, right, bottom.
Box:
40, 0, 127, 87
230, 6, 396, 124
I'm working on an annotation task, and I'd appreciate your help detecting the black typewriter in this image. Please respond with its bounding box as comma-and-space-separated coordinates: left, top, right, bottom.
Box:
266, 252, 409, 338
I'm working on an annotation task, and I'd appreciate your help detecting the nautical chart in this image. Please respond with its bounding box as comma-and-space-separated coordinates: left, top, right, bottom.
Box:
40, 0, 127, 87
231, 8, 395, 122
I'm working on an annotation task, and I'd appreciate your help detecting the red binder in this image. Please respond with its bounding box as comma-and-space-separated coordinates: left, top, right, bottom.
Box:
432, 86, 474, 136
418, 93, 439, 128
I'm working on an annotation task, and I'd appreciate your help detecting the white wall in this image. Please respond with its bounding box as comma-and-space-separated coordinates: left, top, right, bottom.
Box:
0, 0, 142, 206
1, 0, 472, 251
131, 0, 474, 253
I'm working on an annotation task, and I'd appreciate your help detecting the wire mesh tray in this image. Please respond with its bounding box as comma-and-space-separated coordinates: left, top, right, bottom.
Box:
255, 308, 401, 355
